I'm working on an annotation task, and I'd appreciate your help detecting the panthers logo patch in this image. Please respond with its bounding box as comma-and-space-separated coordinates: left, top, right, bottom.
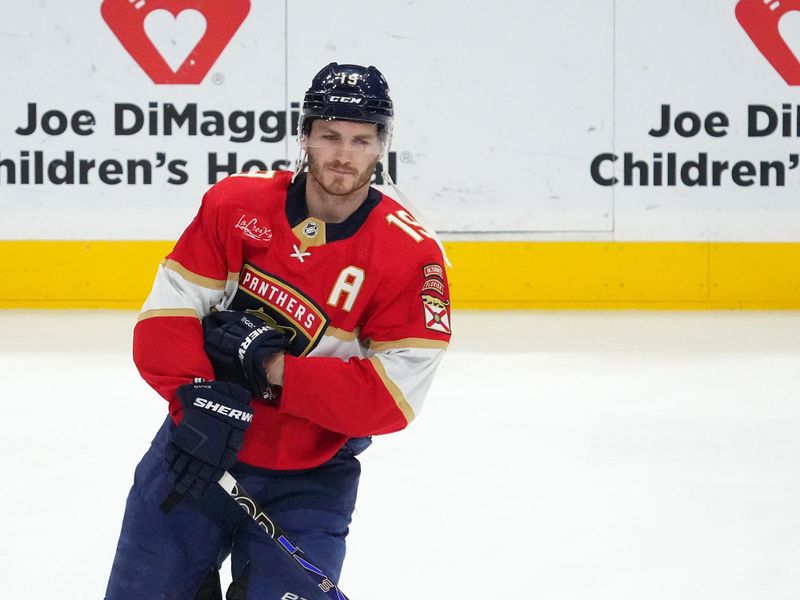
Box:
231, 264, 329, 356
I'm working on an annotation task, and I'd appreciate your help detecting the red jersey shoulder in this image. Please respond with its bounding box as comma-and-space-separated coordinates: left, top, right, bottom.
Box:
203, 170, 292, 212
365, 188, 450, 310
369, 191, 445, 266
201, 170, 292, 244
364, 192, 451, 338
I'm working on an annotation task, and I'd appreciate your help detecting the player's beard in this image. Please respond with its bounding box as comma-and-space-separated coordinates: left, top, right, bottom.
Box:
307, 153, 377, 197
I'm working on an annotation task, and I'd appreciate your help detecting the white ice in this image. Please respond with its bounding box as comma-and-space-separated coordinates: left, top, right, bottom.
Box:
1, 310, 799, 599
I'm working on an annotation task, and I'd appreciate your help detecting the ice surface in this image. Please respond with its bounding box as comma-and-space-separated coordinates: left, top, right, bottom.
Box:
1, 310, 799, 599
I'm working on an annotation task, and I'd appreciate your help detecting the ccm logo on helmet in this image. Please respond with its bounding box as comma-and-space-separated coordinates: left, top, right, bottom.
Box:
328, 95, 363, 104
193, 397, 253, 422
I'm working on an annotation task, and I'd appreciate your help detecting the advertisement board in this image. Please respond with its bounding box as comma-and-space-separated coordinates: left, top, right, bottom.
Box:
0, 0, 615, 239
2, 1, 800, 307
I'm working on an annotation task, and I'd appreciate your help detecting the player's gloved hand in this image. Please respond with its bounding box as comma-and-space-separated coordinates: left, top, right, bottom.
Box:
165, 379, 253, 498
202, 310, 288, 404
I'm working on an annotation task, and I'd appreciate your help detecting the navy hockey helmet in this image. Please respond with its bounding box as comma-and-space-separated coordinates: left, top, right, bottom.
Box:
299, 62, 394, 143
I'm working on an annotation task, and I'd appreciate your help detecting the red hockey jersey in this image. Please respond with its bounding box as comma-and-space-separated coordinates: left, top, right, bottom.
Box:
133, 170, 451, 470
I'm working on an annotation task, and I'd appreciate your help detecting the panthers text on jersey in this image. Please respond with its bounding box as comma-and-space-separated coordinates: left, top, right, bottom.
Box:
133, 170, 451, 469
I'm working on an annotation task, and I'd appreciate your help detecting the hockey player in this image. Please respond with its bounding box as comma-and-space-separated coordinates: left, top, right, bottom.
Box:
104, 62, 451, 599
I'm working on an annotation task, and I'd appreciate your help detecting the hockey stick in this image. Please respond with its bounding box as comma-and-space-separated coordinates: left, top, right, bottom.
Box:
217, 472, 350, 600
159, 471, 349, 600
159, 473, 350, 599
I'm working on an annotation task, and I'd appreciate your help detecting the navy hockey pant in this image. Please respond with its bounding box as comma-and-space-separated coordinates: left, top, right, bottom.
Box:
105, 417, 363, 600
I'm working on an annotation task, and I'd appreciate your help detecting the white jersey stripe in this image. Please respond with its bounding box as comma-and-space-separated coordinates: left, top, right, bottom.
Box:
371, 347, 445, 420
141, 263, 228, 318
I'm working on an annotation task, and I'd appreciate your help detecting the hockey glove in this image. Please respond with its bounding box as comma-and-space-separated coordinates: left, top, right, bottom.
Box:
166, 380, 253, 498
202, 310, 288, 403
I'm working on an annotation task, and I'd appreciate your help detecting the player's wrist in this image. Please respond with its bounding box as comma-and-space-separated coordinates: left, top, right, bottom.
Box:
263, 352, 285, 387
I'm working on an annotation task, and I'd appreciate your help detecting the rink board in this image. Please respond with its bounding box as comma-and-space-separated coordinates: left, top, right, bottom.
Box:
3, 2, 800, 309
4, 1, 800, 245
2, 240, 799, 309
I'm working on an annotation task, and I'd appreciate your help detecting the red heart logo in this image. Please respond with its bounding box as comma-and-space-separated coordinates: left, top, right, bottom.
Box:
736, 0, 800, 85
101, 0, 250, 84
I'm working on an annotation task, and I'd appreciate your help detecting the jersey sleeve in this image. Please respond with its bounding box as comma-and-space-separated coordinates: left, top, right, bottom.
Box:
278, 243, 451, 437
132, 184, 239, 421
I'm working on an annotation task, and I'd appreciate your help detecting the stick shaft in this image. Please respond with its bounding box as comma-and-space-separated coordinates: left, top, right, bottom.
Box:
218, 472, 350, 600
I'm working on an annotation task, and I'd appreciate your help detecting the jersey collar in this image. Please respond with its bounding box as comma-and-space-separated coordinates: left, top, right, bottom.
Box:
286, 172, 382, 243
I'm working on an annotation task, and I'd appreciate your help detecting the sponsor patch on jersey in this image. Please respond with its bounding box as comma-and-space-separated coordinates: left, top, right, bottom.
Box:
422, 263, 444, 280
422, 293, 451, 334
237, 264, 328, 355
234, 212, 273, 243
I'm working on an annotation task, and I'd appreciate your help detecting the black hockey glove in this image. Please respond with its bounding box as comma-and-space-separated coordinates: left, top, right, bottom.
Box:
165, 380, 253, 498
202, 310, 288, 404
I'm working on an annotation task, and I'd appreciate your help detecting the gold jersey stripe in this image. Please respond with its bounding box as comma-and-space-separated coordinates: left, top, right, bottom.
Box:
368, 356, 416, 424
324, 326, 359, 341
369, 338, 450, 352
163, 259, 228, 290
138, 308, 199, 322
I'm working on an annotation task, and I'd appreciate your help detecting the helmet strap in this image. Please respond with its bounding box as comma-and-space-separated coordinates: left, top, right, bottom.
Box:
291, 146, 307, 184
